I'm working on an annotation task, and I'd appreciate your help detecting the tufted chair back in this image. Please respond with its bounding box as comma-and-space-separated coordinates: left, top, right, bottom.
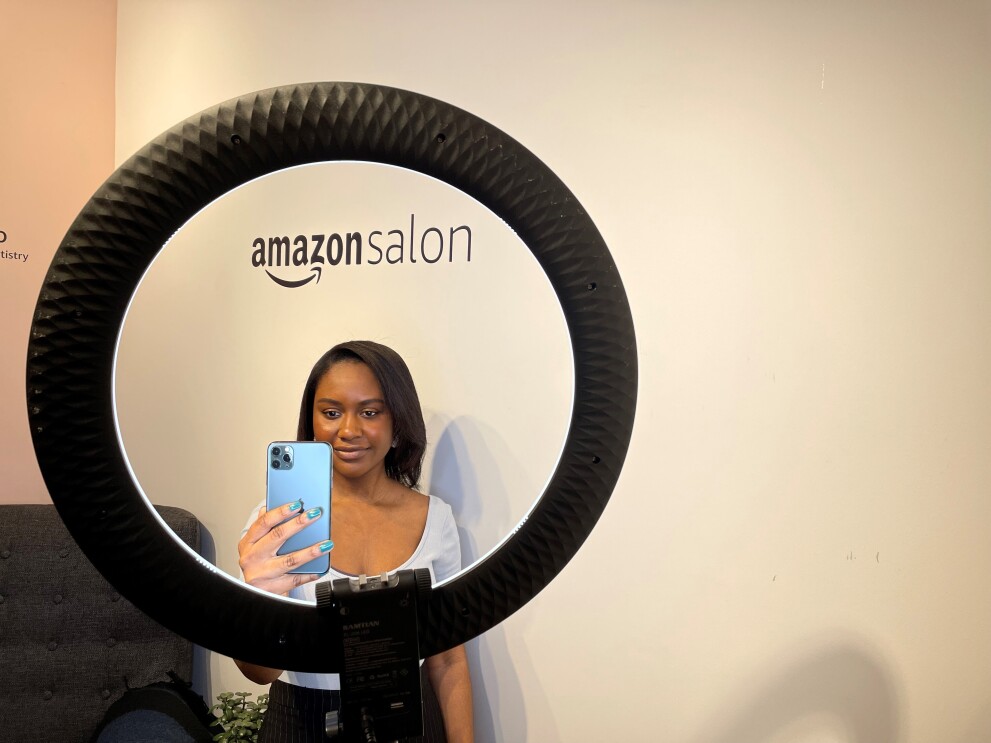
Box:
0, 504, 201, 743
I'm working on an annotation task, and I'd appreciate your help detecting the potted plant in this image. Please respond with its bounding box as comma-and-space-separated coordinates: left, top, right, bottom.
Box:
211, 690, 268, 742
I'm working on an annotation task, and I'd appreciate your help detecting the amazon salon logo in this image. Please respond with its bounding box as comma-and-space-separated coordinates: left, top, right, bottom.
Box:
251, 213, 472, 288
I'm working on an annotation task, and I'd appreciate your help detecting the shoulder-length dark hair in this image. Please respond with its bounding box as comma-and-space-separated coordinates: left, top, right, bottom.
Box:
296, 340, 427, 489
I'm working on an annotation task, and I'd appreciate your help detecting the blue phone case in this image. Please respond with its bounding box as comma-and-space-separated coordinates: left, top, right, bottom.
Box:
265, 441, 332, 574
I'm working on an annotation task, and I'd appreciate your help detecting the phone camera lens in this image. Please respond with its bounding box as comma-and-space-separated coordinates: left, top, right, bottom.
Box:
283, 453, 291, 463
272, 447, 281, 456
272, 460, 280, 469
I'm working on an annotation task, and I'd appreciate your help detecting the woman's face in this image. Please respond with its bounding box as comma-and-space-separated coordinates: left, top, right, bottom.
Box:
312, 361, 395, 481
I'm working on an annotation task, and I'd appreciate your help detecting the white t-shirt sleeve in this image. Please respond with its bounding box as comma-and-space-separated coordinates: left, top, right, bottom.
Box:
429, 496, 463, 584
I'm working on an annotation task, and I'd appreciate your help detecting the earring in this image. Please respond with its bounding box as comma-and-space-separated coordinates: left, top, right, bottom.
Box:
391, 436, 398, 448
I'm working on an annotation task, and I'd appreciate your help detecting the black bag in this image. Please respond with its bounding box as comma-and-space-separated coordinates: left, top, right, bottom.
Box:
90, 672, 214, 743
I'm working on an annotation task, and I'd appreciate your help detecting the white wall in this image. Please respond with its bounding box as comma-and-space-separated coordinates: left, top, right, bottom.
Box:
113, 2, 991, 741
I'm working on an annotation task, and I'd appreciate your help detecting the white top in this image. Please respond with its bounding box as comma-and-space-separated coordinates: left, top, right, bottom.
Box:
241, 493, 463, 690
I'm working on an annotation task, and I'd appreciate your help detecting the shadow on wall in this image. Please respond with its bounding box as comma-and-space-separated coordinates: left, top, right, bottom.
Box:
693, 637, 900, 743
428, 415, 536, 743
465, 630, 507, 743
427, 414, 523, 571
191, 523, 218, 701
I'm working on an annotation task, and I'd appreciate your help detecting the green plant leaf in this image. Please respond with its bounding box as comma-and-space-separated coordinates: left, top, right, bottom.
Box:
211, 688, 265, 742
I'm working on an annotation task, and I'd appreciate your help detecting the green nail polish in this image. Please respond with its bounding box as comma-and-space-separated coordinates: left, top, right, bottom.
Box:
288, 501, 302, 512
305, 507, 322, 519
319, 540, 334, 553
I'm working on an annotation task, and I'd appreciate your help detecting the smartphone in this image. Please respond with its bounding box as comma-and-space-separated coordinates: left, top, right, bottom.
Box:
265, 441, 332, 574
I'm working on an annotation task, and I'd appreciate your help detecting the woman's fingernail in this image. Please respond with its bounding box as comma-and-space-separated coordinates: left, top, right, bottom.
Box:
305, 507, 322, 520
319, 540, 334, 553
288, 501, 302, 512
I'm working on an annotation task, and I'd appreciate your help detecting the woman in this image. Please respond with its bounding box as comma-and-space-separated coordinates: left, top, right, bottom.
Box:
236, 341, 474, 743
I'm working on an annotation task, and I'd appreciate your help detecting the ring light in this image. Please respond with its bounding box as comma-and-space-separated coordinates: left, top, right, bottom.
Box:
27, 82, 637, 670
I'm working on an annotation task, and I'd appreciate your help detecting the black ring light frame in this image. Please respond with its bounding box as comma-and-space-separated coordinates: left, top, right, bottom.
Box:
27, 82, 637, 671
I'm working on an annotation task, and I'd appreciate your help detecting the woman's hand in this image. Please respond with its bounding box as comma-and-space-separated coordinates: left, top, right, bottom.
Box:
237, 501, 333, 596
